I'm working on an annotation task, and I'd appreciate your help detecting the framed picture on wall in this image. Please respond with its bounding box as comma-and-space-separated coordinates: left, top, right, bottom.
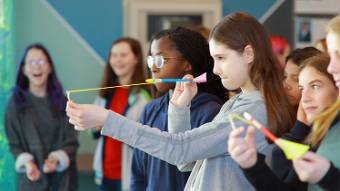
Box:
295, 16, 331, 48
297, 18, 312, 43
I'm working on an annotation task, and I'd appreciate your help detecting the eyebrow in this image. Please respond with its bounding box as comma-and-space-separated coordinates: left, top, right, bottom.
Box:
299, 79, 323, 87
212, 54, 225, 57
308, 79, 323, 85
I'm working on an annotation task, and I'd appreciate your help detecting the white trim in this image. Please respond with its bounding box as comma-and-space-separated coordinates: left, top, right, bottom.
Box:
124, 0, 222, 56
259, 0, 285, 23
40, 0, 105, 66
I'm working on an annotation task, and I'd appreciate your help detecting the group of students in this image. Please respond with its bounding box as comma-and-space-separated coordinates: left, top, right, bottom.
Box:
5, 11, 340, 191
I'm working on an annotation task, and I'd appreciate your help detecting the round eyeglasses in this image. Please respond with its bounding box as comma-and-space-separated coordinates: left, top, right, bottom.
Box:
27, 59, 47, 67
147, 55, 183, 69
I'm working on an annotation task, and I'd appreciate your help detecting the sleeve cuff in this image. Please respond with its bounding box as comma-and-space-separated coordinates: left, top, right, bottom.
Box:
168, 101, 190, 115
15, 152, 34, 173
48, 150, 70, 172
242, 153, 266, 176
168, 102, 191, 133
318, 162, 339, 190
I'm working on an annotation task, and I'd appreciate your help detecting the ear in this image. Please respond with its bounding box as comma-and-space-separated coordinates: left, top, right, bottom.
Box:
22, 66, 28, 76
183, 61, 192, 72
243, 45, 254, 64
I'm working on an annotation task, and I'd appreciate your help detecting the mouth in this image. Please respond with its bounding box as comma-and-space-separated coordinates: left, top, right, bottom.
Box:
33, 73, 43, 78
114, 64, 125, 69
304, 106, 318, 113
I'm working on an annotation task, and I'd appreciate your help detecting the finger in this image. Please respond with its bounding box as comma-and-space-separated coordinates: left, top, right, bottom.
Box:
245, 126, 256, 146
236, 147, 256, 164
229, 127, 245, 140
299, 151, 318, 161
182, 74, 195, 88
293, 158, 310, 170
230, 142, 249, 157
74, 125, 86, 131
66, 105, 79, 118
69, 118, 80, 127
228, 128, 245, 148
174, 81, 183, 92
183, 74, 194, 80
228, 135, 244, 150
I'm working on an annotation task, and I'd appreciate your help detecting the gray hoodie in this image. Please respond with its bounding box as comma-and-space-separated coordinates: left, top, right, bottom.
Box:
102, 91, 273, 191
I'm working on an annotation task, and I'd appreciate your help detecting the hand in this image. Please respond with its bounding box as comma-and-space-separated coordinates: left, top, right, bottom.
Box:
293, 151, 331, 183
95, 126, 102, 131
66, 100, 109, 131
297, 101, 309, 125
25, 161, 41, 181
228, 126, 257, 169
170, 74, 198, 107
43, 158, 58, 173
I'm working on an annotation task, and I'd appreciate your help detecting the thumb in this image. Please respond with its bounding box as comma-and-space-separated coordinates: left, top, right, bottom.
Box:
182, 75, 195, 89
67, 100, 80, 109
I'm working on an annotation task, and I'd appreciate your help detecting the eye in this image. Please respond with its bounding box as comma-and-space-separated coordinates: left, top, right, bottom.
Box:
292, 76, 298, 82
298, 86, 304, 92
312, 84, 320, 90
216, 56, 225, 61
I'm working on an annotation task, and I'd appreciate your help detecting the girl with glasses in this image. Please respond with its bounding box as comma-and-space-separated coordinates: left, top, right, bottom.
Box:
5, 44, 78, 191
130, 27, 226, 191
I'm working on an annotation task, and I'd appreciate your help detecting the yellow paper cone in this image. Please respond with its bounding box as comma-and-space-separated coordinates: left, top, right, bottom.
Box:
275, 139, 309, 160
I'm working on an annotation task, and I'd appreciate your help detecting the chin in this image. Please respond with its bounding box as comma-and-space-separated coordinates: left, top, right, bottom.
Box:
222, 84, 238, 91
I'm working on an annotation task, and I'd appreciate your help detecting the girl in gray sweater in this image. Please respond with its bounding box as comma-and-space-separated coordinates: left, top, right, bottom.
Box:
66, 12, 294, 191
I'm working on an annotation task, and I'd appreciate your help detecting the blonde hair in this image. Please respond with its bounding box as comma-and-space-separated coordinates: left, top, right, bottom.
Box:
326, 15, 340, 50
310, 99, 340, 147
309, 15, 340, 146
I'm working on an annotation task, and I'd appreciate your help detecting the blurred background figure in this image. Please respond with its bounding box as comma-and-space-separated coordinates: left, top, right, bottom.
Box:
91, 38, 150, 191
5, 44, 79, 191
188, 25, 210, 40
271, 35, 291, 70
314, 38, 328, 52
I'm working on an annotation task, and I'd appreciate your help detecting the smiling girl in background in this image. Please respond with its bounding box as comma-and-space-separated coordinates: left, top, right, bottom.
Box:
5, 44, 78, 191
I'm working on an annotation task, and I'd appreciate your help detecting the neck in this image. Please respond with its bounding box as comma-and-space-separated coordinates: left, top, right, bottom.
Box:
240, 79, 257, 93
118, 74, 133, 85
29, 84, 47, 97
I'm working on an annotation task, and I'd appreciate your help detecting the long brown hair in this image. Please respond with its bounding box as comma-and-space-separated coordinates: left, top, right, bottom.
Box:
99, 38, 146, 98
209, 12, 294, 136
299, 54, 339, 147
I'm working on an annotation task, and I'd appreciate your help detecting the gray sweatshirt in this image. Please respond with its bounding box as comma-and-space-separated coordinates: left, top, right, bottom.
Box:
102, 91, 273, 191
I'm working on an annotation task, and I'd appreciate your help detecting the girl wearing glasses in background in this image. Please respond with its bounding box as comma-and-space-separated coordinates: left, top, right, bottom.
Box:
91, 38, 151, 191
130, 27, 226, 191
5, 44, 78, 191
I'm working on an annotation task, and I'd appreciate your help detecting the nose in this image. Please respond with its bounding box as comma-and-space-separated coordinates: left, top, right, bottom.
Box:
213, 63, 220, 76
283, 80, 291, 91
327, 56, 340, 75
150, 62, 160, 74
301, 89, 312, 104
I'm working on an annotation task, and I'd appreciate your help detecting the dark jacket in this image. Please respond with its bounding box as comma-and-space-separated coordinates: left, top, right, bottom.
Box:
130, 92, 222, 191
5, 93, 78, 191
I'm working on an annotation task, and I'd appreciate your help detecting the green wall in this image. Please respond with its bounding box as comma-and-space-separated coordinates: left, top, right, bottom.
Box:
0, 0, 16, 189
